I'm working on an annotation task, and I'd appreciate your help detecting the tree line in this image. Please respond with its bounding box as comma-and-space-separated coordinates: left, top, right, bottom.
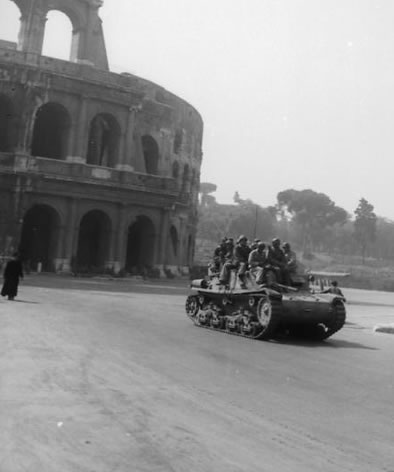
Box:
197, 183, 388, 264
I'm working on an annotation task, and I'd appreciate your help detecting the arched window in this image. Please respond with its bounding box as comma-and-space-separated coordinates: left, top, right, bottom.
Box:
0, 0, 20, 46
31, 102, 71, 159
19, 204, 61, 272
125, 215, 156, 271
87, 114, 120, 167
141, 135, 159, 175
76, 210, 112, 270
42, 10, 73, 60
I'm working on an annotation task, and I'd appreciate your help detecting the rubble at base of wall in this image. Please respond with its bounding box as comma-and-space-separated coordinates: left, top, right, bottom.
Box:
158, 265, 189, 279
54, 264, 189, 279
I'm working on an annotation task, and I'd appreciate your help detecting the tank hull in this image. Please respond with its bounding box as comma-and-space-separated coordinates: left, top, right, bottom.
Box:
186, 273, 346, 341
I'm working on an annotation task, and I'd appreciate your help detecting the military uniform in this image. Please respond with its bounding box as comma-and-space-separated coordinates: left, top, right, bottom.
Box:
248, 247, 267, 284
284, 248, 297, 273
220, 236, 250, 287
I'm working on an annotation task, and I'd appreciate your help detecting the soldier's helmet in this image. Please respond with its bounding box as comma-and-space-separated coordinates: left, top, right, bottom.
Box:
272, 238, 281, 247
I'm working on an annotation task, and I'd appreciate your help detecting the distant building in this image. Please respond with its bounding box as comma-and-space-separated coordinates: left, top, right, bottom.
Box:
0, 0, 203, 276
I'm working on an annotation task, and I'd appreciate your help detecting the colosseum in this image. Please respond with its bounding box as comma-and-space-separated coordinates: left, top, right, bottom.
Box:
0, 0, 203, 276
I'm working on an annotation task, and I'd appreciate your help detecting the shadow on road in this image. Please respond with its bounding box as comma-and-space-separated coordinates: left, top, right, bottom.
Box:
14, 299, 41, 304
274, 336, 378, 350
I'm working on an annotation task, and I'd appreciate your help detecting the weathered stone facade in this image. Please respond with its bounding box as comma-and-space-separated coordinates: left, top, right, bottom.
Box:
0, 0, 203, 276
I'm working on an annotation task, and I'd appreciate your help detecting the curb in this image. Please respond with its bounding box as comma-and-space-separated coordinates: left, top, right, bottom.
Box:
373, 324, 394, 334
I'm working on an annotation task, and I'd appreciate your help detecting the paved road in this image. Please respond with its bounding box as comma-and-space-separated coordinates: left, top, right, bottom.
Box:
1, 276, 394, 472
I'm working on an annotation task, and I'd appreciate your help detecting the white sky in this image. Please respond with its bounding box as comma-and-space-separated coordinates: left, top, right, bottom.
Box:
1, 0, 394, 219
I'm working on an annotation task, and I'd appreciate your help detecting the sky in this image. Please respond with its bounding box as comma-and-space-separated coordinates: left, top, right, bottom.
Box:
1, 0, 394, 219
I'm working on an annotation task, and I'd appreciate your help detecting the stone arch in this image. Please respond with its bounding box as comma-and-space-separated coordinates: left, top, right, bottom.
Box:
11, 0, 108, 68
76, 209, 111, 270
141, 135, 159, 175
41, 0, 103, 65
87, 113, 121, 167
19, 204, 61, 272
0, 0, 21, 44
31, 102, 71, 159
125, 215, 156, 273
42, 9, 73, 60
45, 2, 83, 35
0, 94, 14, 152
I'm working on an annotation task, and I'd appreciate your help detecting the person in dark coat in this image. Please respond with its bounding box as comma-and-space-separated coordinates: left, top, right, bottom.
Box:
1, 252, 24, 301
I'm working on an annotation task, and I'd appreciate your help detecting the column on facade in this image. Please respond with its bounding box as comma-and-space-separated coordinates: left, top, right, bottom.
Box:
178, 216, 190, 275
74, 7, 92, 63
104, 207, 123, 273
133, 131, 146, 173
18, 2, 47, 56
6, 176, 26, 256
17, 12, 29, 52
104, 229, 116, 271
108, 205, 127, 274
15, 112, 31, 155
15, 82, 38, 155
188, 212, 198, 267
156, 208, 170, 277
178, 217, 185, 268
129, 106, 146, 173
70, 96, 88, 163
61, 198, 78, 272
70, 26, 82, 63
159, 128, 171, 176
77, 6, 108, 70
116, 107, 136, 171
52, 220, 65, 272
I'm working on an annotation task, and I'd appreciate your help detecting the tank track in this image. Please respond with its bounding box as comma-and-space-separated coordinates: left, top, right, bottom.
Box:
185, 293, 282, 341
323, 298, 347, 338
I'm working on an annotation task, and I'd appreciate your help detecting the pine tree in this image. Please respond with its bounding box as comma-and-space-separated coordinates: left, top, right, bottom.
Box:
353, 198, 377, 264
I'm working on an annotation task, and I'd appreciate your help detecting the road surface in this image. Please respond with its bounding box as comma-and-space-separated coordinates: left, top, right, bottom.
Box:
1, 276, 393, 472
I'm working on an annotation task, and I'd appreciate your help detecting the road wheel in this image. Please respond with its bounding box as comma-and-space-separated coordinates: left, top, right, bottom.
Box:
256, 296, 282, 340
185, 295, 199, 319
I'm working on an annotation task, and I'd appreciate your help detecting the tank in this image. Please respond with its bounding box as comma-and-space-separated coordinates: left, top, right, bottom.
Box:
185, 270, 346, 341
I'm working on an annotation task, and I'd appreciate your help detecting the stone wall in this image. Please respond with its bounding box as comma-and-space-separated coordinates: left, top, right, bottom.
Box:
0, 0, 203, 276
